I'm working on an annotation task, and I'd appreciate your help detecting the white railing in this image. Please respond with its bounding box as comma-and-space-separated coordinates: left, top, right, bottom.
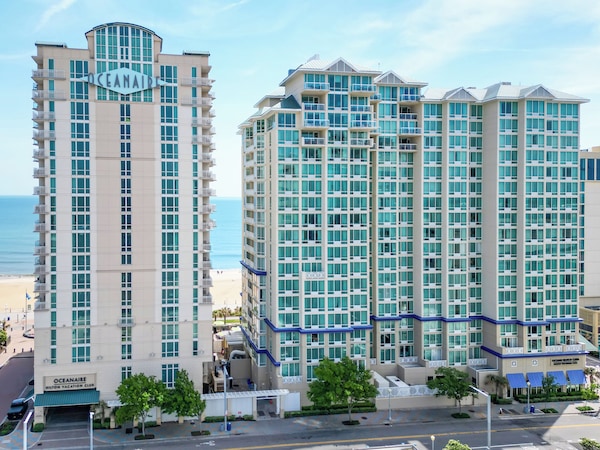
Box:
377, 385, 435, 398
32, 69, 66, 79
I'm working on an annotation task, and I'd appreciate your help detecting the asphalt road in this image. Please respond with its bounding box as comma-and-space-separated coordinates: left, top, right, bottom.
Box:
78, 411, 600, 450
0, 352, 33, 420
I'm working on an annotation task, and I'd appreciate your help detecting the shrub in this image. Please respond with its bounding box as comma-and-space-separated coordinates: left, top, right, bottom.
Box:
134, 434, 154, 440
32, 423, 45, 433
191, 430, 211, 436
451, 412, 470, 419
581, 438, 600, 450
0, 421, 17, 436
577, 406, 594, 412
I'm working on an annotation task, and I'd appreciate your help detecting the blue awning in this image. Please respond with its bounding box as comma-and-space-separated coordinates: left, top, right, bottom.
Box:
527, 372, 544, 388
506, 373, 527, 388
34, 389, 99, 407
567, 369, 586, 385
547, 371, 567, 386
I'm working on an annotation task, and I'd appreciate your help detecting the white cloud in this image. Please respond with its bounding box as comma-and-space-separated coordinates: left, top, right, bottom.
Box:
35, 0, 78, 31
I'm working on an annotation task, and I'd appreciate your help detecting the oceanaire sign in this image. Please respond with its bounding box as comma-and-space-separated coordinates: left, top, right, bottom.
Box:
79, 67, 165, 95
44, 374, 96, 391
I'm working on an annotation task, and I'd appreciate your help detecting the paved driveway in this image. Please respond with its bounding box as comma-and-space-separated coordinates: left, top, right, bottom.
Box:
0, 352, 33, 420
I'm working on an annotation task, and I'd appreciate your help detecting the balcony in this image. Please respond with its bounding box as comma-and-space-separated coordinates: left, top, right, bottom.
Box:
302, 137, 325, 146
426, 359, 447, 369
33, 204, 48, 214
350, 138, 373, 147
200, 204, 216, 214
501, 346, 524, 355
399, 143, 417, 150
201, 155, 215, 166
34, 301, 48, 311
351, 83, 377, 94
349, 120, 376, 130
201, 170, 216, 181
33, 186, 46, 196
34, 244, 47, 255
303, 82, 330, 91
350, 104, 372, 113
545, 345, 562, 353
192, 135, 212, 145
34, 282, 47, 292
32, 69, 66, 79
181, 97, 213, 108
33, 264, 45, 275
34, 221, 47, 232
180, 76, 214, 87
399, 113, 418, 120
303, 119, 329, 129
200, 273, 213, 283
199, 188, 216, 197
302, 103, 325, 111
399, 93, 421, 102
33, 130, 56, 141
201, 220, 216, 231
399, 127, 421, 135
32, 111, 56, 121
468, 358, 488, 367
564, 344, 584, 352
369, 93, 381, 102
33, 149, 46, 160
32, 90, 66, 101
191, 117, 213, 128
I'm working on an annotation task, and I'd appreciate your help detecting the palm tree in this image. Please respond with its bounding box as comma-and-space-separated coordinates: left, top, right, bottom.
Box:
486, 374, 509, 398
220, 307, 232, 324
584, 367, 597, 386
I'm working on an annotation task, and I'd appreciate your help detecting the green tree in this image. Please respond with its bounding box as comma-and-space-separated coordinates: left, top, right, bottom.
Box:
444, 439, 471, 450
485, 374, 508, 398
582, 383, 598, 407
162, 370, 206, 423
307, 356, 378, 423
0, 328, 7, 349
115, 373, 166, 436
426, 367, 473, 414
540, 375, 557, 409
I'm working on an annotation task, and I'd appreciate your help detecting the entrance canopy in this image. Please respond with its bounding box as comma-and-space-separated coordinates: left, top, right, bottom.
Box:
34, 389, 99, 407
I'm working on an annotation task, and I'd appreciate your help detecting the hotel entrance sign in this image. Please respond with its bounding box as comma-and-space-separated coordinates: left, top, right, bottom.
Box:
79, 67, 165, 95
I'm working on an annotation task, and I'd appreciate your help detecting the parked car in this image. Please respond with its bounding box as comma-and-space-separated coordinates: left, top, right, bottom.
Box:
7, 398, 28, 420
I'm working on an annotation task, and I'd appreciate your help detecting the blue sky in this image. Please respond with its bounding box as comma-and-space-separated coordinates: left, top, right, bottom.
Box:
2, 0, 600, 198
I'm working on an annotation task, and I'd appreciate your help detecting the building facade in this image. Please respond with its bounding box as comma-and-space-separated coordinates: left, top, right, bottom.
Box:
239, 57, 588, 402
32, 23, 215, 424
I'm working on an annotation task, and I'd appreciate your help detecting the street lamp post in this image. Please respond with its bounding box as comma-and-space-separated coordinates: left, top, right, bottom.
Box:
526, 381, 531, 414
23, 410, 33, 450
431, 435, 435, 450
222, 363, 230, 432
470, 385, 491, 450
387, 388, 392, 424
89, 411, 94, 449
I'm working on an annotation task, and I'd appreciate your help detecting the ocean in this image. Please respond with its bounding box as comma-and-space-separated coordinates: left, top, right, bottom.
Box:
0, 196, 241, 274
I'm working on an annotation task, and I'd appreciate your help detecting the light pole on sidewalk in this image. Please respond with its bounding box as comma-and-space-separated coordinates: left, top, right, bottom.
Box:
431, 435, 435, 450
23, 410, 33, 450
526, 381, 531, 414
89, 411, 94, 449
387, 388, 392, 424
470, 385, 491, 450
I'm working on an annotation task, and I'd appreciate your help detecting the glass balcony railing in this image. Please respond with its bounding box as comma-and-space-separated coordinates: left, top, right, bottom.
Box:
304, 82, 330, 91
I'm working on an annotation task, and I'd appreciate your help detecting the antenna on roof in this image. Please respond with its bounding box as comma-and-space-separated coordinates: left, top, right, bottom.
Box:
307, 54, 320, 62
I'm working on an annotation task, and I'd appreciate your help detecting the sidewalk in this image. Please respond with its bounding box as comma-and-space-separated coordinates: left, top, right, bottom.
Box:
52, 400, 600, 448
0, 312, 34, 369
0, 398, 593, 449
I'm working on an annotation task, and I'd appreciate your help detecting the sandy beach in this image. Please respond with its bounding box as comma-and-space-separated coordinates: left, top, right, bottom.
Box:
0, 275, 34, 321
0, 270, 241, 321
